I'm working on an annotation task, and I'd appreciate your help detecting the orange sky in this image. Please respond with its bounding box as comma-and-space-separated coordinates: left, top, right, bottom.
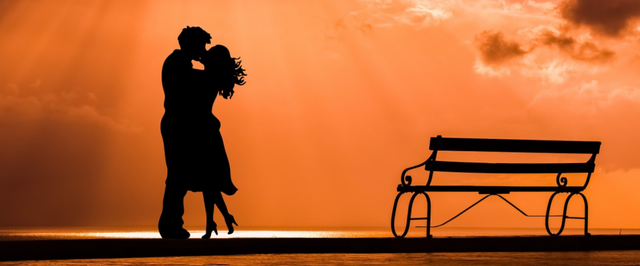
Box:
1, 0, 640, 232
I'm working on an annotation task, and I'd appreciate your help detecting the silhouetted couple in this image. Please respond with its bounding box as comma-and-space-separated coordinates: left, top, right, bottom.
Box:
159, 26, 247, 239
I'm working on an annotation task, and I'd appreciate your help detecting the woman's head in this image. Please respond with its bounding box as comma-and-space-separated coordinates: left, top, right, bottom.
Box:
202, 45, 246, 99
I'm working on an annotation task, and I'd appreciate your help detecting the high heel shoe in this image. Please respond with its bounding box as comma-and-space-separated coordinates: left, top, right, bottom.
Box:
201, 221, 218, 239
224, 215, 238, 235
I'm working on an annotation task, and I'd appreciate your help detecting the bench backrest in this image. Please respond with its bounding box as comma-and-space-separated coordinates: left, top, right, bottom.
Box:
429, 136, 601, 154
423, 136, 600, 175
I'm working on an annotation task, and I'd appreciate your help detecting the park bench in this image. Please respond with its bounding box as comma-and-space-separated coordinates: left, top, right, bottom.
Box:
391, 135, 601, 238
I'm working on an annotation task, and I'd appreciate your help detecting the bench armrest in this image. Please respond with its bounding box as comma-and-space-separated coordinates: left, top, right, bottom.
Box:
400, 161, 427, 186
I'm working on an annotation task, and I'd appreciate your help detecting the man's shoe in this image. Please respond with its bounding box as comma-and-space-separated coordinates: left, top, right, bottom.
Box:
159, 228, 190, 239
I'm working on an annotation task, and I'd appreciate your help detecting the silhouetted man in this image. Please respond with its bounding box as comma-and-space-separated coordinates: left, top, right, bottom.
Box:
158, 26, 211, 239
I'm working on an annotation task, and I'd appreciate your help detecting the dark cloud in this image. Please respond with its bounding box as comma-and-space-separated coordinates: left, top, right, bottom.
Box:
475, 1, 625, 66
537, 31, 576, 48
570, 41, 616, 62
475, 28, 615, 65
475, 30, 528, 64
560, 0, 640, 37
536, 30, 615, 63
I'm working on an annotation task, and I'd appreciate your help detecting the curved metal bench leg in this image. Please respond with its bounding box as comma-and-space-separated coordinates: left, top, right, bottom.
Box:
404, 192, 423, 238
575, 192, 590, 236
407, 192, 432, 238
391, 192, 432, 238
546, 192, 590, 236
420, 192, 432, 238
391, 192, 406, 238
545, 192, 564, 236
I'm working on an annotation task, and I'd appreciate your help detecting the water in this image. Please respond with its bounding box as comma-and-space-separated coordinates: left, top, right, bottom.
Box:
2, 228, 640, 265
3, 252, 640, 265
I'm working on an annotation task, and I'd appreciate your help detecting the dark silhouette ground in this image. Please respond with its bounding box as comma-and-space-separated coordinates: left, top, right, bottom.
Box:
3, 235, 640, 261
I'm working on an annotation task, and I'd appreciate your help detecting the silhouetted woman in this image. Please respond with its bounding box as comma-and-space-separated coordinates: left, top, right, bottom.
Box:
198, 44, 246, 239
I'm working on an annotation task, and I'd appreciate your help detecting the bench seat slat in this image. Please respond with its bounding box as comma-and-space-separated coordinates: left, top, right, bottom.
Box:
429, 137, 601, 154
398, 185, 585, 193
424, 161, 594, 174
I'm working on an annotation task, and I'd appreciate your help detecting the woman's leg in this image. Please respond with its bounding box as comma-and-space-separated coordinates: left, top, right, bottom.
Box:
201, 191, 217, 239
211, 191, 238, 234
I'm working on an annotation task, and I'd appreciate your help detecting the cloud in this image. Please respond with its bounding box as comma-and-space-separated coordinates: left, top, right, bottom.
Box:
528, 81, 640, 170
560, 0, 640, 37
0, 81, 140, 132
474, 26, 614, 82
470, 1, 640, 82
0, 80, 142, 226
474, 30, 529, 64
353, 0, 457, 28
526, 1, 556, 13
521, 59, 573, 84
473, 59, 512, 77
476, 26, 614, 65
476, 55, 597, 84
531, 80, 640, 114
536, 29, 615, 62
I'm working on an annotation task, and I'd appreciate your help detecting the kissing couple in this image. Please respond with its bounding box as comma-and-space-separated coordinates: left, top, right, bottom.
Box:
158, 26, 247, 239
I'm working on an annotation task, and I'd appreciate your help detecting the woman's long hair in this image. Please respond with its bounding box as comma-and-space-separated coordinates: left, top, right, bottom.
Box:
203, 45, 246, 99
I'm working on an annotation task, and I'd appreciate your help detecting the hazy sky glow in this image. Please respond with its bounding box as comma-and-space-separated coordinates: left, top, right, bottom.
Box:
1, 0, 640, 232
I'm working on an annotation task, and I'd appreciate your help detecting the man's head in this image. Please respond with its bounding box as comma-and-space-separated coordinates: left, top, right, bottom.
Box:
177, 26, 211, 60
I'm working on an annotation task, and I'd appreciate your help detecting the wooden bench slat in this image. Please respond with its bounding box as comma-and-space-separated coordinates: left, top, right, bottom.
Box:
430, 137, 601, 154
424, 161, 595, 174
398, 185, 585, 193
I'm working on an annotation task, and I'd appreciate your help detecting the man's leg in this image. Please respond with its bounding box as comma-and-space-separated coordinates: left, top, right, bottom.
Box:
158, 184, 190, 239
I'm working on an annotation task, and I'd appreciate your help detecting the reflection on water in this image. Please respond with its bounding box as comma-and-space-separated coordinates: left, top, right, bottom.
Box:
1, 227, 639, 241
0, 229, 387, 240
